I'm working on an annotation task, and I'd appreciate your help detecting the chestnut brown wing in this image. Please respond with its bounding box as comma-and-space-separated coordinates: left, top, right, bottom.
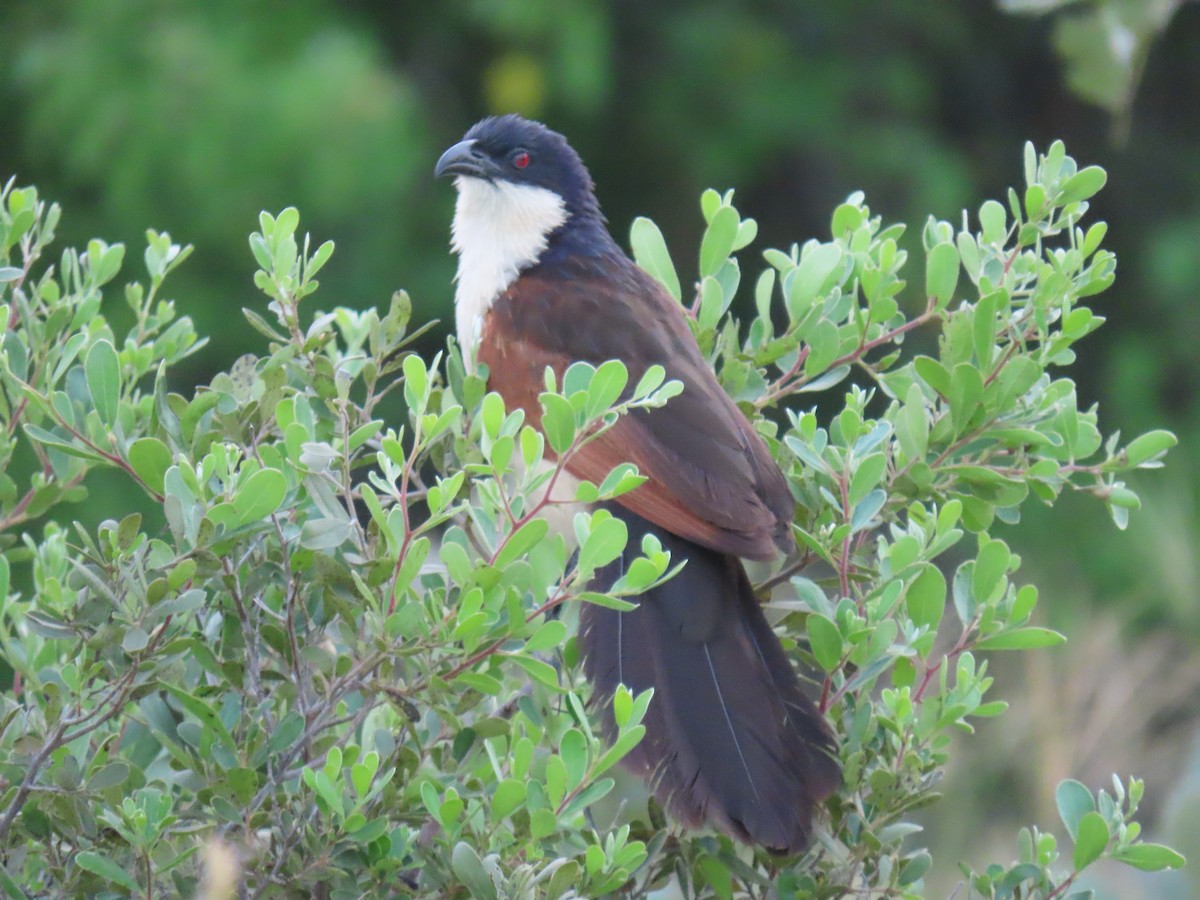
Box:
477, 262, 792, 561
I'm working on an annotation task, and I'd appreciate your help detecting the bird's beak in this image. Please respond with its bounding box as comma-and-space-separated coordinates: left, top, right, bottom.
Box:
434, 139, 497, 180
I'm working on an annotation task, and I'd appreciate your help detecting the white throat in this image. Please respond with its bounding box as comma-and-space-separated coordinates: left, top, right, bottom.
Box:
450, 177, 568, 360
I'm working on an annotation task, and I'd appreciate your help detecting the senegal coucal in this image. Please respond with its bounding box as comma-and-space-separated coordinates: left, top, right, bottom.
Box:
435, 115, 840, 853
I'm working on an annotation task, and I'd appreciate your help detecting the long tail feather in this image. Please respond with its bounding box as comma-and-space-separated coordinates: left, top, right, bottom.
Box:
580, 507, 840, 854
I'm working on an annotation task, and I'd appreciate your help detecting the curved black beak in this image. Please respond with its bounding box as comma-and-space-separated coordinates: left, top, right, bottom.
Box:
434, 139, 498, 180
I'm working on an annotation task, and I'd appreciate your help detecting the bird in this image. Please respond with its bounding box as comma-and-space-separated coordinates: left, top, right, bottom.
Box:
435, 114, 841, 854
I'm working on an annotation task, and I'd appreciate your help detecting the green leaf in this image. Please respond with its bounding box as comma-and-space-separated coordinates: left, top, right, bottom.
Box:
481, 392, 505, 440
232, 468, 287, 525
25, 610, 76, 639
973, 291, 999, 371
1123, 429, 1176, 467
229, 767, 259, 804
596, 463, 645, 499
300, 517, 352, 551
949, 363, 983, 433
242, 307, 288, 342
587, 359, 629, 417
1059, 166, 1107, 204
1073, 811, 1109, 870
591, 725, 646, 779
451, 842, 498, 900
1081, 221, 1107, 258
698, 854, 733, 899
849, 453, 887, 506
577, 591, 638, 612
578, 515, 627, 573
851, 488, 887, 533
525, 619, 567, 653
699, 206, 739, 278
438, 788, 464, 829
559, 728, 588, 790
351, 753, 379, 797
455, 672, 502, 695
831, 201, 864, 235
491, 778, 527, 821
1024, 184, 1046, 219
956, 231, 981, 281
268, 711, 305, 753
86, 762, 131, 791
127, 437, 172, 494
307, 239, 335, 277
697, 275, 725, 329
496, 519, 549, 569
508, 655, 561, 690
75, 851, 141, 892
926, 242, 960, 309
906, 564, 947, 632
122, 626, 149, 654
633, 364, 665, 399
979, 199, 1007, 244
50, 332, 87, 384
249, 232, 272, 270
914, 356, 951, 396
807, 614, 842, 672
348, 817, 388, 845
545, 755, 567, 808
802, 318, 840, 377
974, 700, 1009, 717
488, 435, 514, 474
899, 850, 932, 886
161, 683, 237, 754
274, 206, 300, 239
788, 243, 842, 315
1112, 843, 1186, 872
539, 393, 576, 455
897, 383, 929, 461
972, 539, 1011, 604
88, 239, 125, 286
796, 364, 850, 394
612, 686, 633, 728
733, 218, 757, 251
23, 425, 100, 462
1023, 140, 1038, 187
1056, 779, 1095, 840
975, 627, 1065, 651
1011, 583, 1039, 622
630, 217, 681, 301
402, 353, 429, 413
561, 777, 615, 817
85, 339, 121, 426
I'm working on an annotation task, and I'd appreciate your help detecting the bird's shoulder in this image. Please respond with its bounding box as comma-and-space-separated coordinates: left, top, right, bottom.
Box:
478, 255, 793, 560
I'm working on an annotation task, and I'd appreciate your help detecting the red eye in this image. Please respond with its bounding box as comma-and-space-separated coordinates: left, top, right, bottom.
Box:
512, 150, 530, 169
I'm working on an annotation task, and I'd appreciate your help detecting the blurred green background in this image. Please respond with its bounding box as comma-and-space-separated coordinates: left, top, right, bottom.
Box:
2, 0, 1198, 895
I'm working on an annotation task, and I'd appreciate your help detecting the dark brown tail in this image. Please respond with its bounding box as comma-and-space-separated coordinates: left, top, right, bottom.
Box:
580, 507, 841, 855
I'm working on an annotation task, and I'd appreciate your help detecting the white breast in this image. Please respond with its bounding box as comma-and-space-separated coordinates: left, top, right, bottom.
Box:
450, 177, 568, 362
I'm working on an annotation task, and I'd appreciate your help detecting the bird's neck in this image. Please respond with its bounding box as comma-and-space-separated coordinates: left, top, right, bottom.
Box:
451, 178, 567, 355
450, 178, 619, 361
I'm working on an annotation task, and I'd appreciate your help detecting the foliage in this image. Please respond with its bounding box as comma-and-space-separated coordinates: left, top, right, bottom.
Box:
997, 0, 1193, 138
0, 142, 1185, 898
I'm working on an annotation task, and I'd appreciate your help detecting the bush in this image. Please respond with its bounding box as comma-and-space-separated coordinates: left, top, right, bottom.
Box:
0, 143, 1184, 898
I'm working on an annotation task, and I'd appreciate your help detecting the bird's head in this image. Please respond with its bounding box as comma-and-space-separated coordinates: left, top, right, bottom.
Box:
435, 114, 599, 221
436, 115, 617, 349
435, 116, 613, 275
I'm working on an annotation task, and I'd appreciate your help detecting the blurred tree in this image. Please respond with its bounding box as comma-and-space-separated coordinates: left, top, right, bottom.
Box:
2, 0, 440, 377
1, 0, 1198, 894
997, 0, 1197, 141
